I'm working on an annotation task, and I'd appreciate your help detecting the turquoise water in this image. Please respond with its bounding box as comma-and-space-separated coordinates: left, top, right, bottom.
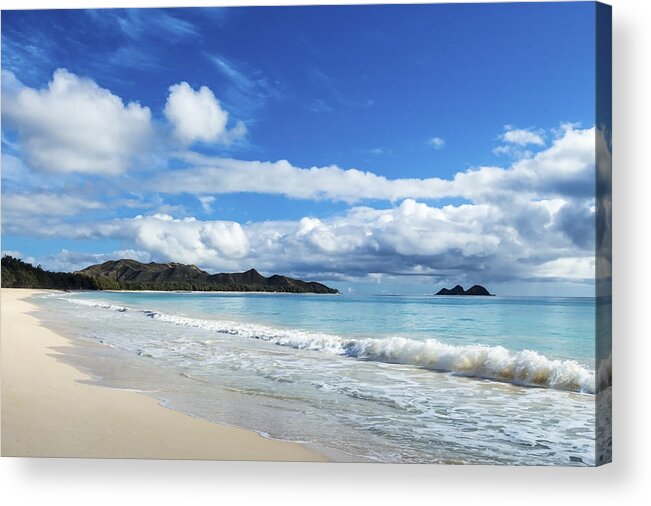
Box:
36, 291, 604, 465
58, 291, 596, 360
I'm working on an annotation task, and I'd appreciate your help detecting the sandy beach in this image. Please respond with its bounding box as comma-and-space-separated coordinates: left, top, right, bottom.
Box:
0, 289, 326, 461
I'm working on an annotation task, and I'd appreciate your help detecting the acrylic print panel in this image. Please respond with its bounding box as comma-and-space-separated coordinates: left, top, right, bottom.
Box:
0, 2, 611, 465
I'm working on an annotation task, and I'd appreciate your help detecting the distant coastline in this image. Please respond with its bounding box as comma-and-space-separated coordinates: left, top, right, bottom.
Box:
105, 289, 340, 296
1, 256, 339, 294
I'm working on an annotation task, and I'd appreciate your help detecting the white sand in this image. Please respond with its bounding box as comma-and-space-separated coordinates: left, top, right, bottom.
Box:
0, 289, 327, 461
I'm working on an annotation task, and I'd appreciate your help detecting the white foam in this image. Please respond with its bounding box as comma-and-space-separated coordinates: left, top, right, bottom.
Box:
344, 337, 595, 393
64, 297, 129, 312
61, 296, 596, 393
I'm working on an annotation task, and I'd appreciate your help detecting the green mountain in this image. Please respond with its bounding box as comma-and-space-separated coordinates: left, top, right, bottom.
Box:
1, 256, 338, 294
78, 259, 339, 293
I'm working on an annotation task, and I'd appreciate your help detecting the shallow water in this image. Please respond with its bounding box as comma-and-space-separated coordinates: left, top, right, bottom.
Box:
35, 291, 604, 465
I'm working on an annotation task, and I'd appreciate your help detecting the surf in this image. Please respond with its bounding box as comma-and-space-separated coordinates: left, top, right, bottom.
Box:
62, 296, 596, 393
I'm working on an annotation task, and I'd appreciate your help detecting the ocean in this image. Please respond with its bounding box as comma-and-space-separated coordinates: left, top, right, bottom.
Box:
33, 291, 607, 465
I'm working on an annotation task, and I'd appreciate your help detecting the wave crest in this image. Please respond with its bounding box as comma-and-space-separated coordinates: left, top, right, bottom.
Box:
344, 337, 594, 392
62, 297, 596, 393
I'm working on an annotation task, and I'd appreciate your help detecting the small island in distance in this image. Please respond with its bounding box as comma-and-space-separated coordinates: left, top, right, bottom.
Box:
1, 256, 339, 294
435, 284, 494, 296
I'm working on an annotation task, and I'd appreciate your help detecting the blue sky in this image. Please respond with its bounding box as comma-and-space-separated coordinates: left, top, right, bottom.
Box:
1, 3, 602, 295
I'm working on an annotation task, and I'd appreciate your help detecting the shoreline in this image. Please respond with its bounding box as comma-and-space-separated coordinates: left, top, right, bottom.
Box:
1, 288, 328, 461
105, 289, 340, 295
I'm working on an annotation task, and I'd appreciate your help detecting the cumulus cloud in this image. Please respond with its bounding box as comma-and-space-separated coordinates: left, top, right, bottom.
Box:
15, 214, 248, 269
501, 126, 545, 146
1, 69, 152, 175
8, 191, 595, 284
164, 81, 246, 145
1, 117, 599, 286
455, 126, 596, 209
116, 194, 590, 282
158, 125, 594, 204
116, 214, 250, 268
26, 188, 591, 282
427, 137, 445, 149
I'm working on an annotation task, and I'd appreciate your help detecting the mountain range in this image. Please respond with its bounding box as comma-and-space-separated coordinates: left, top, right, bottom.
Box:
1, 256, 338, 294
78, 259, 339, 294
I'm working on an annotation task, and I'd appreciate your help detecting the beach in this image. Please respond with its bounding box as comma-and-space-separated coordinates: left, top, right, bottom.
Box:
0, 288, 327, 461
1, 288, 600, 465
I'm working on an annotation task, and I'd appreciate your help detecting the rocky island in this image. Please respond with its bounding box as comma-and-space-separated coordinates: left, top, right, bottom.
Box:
435, 284, 494, 296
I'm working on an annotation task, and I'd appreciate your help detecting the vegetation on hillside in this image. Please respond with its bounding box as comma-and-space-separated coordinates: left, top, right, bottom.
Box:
1, 255, 99, 290
1, 256, 339, 294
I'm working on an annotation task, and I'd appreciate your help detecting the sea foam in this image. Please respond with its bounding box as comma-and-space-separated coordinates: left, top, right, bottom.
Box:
62, 297, 596, 393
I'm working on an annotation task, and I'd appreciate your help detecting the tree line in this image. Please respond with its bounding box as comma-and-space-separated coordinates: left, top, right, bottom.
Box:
1, 256, 337, 293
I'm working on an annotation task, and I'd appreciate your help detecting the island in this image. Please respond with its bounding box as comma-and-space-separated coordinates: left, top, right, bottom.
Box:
435, 284, 494, 296
1, 256, 339, 294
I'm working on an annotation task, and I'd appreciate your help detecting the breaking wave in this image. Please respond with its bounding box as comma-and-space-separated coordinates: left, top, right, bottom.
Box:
62, 297, 596, 393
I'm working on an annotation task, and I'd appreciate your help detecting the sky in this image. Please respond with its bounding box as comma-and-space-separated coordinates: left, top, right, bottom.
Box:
1, 3, 603, 295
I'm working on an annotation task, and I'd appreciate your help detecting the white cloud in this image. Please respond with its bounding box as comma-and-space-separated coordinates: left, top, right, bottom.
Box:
254, 196, 590, 282
32, 188, 586, 282
155, 155, 448, 203
157, 125, 594, 204
1, 69, 152, 175
1, 191, 107, 239
501, 126, 545, 146
453, 125, 595, 201
2, 192, 103, 217
39, 249, 152, 273
164, 81, 246, 145
197, 195, 216, 213
0, 117, 599, 286
533, 257, 595, 280
492, 144, 532, 158
1, 69, 23, 94
427, 137, 445, 149
121, 214, 250, 267
6, 188, 594, 284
